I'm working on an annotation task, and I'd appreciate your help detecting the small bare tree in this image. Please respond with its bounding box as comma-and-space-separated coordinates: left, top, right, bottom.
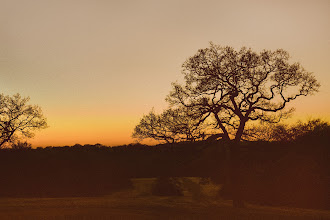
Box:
0, 93, 48, 148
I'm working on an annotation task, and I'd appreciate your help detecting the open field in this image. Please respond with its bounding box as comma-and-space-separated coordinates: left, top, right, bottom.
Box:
0, 178, 329, 220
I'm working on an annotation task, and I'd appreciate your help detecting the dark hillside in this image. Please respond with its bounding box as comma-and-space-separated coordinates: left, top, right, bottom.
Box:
0, 138, 328, 209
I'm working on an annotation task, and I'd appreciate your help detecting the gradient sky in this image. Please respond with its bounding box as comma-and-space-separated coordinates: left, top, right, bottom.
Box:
1, 0, 329, 147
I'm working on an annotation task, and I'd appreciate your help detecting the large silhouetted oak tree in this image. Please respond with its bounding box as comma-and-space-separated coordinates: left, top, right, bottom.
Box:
0, 93, 48, 148
166, 43, 320, 207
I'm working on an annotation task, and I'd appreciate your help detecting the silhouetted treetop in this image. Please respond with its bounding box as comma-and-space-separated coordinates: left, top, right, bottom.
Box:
0, 93, 48, 148
167, 43, 320, 142
133, 107, 213, 143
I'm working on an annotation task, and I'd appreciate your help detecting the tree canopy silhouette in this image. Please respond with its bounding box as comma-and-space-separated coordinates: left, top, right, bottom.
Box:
243, 119, 330, 142
167, 43, 320, 142
133, 107, 211, 143
0, 93, 48, 148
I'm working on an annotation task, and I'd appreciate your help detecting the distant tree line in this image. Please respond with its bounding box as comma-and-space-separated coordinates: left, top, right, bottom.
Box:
0, 120, 329, 209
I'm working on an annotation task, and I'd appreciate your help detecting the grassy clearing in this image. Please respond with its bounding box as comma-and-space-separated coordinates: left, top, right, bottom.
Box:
0, 177, 329, 220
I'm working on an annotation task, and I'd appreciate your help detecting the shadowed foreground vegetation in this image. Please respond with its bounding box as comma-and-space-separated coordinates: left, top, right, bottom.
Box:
0, 123, 329, 211
1, 188, 330, 220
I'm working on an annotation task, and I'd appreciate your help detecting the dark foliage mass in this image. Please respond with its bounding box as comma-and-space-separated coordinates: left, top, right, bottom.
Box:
0, 145, 133, 197
151, 177, 183, 196
0, 122, 329, 210
0, 141, 220, 198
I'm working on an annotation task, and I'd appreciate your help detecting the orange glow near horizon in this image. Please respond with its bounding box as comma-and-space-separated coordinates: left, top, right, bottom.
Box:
28, 110, 330, 147
2, 0, 329, 147
29, 114, 141, 147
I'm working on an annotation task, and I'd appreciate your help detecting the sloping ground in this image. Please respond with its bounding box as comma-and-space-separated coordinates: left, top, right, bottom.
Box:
0, 178, 329, 220
0, 194, 329, 220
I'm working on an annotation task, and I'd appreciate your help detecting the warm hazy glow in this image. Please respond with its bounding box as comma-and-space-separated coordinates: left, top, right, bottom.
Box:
1, 0, 329, 147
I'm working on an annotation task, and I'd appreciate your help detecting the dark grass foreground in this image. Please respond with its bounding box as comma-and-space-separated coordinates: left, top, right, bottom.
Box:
0, 191, 329, 220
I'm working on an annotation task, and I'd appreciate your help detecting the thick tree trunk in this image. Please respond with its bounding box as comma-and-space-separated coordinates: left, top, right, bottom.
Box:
230, 142, 245, 208
234, 119, 246, 142
223, 141, 245, 208
223, 141, 231, 186
216, 115, 246, 208
227, 120, 246, 208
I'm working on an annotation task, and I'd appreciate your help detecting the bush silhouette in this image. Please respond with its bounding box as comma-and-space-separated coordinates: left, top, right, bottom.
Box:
152, 177, 183, 196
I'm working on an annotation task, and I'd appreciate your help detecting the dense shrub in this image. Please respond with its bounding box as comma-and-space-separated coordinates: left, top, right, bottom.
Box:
151, 177, 183, 196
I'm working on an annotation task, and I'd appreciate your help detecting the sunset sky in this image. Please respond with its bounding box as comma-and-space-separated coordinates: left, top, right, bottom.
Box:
1, 0, 329, 147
